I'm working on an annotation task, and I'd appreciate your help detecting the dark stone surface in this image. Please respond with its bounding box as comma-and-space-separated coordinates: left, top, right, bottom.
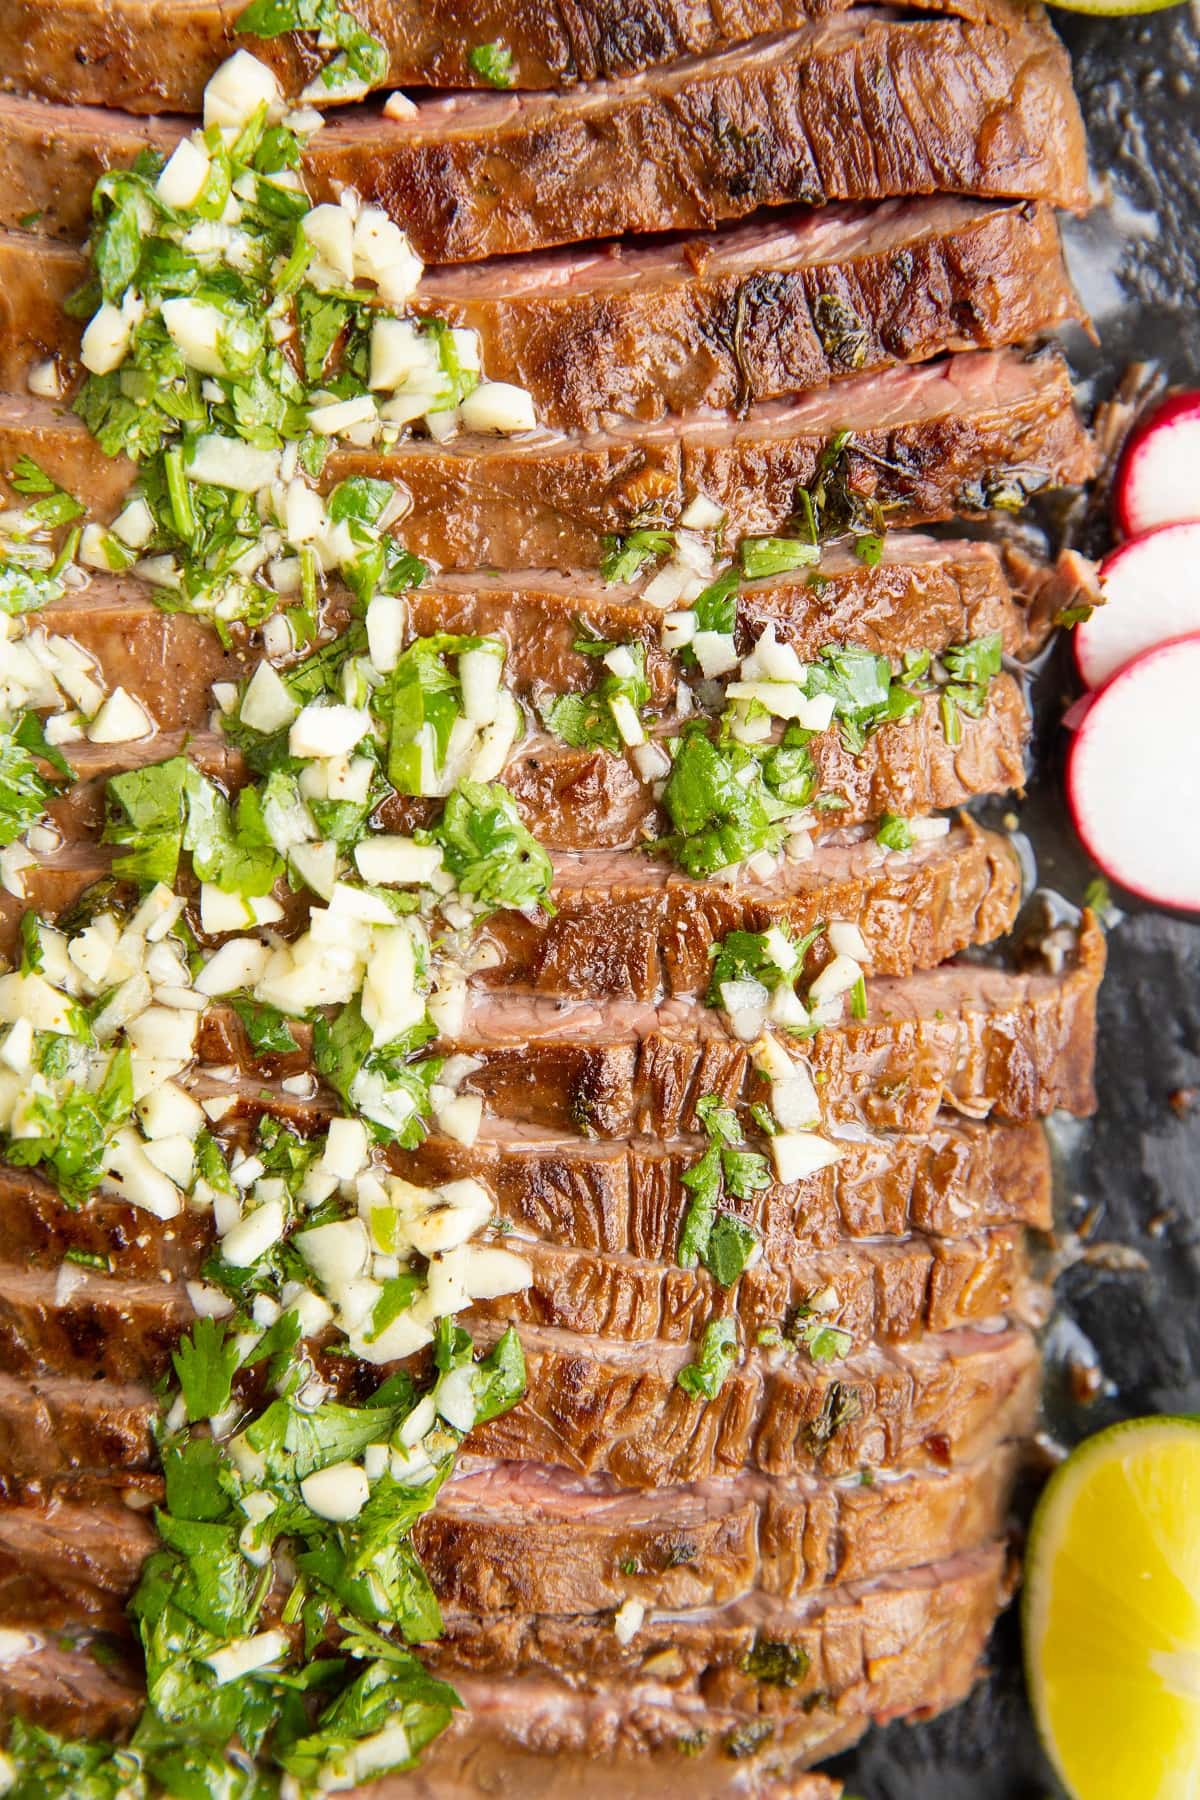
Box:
831, 6, 1200, 1791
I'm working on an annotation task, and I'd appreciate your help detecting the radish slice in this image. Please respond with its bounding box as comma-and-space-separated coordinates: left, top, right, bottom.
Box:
1077, 522, 1200, 689
1068, 633, 1200, 910
1113, 392, 1200, 538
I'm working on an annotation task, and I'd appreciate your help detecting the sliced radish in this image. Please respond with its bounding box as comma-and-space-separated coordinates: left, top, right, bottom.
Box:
1068, 632, 1200, 910
1077, 522, 1200, 689
1113, 392, 1200, 538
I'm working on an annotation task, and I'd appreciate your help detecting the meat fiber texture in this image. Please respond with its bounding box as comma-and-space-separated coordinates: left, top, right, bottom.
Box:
0, 0, 1057, 111
0, 13, 1087, 253
0, 350, 1096, 567
0, 198, 1084, 429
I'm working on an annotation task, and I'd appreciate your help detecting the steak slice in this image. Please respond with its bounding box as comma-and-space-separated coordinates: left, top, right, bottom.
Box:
0, 198, 1084, 429
0, 16, 1088, 253
0, 1115, 1052, 1277
35, 673, 1030, 852
1, 822, 1023, 996
0, 1445, 1019, 1625
426, 1546, 1010, 1720
442, 919, 1105, 1137
0, 1540, 1006, 1734
0, 1225, 1030, 1382
100, 916, 1098, 1138
0, 0, 1041, 111
40, 530, 1047, 731
0, 1646, 859, 1796
0, 350, 1097, 566
0, 1322, 1039, 1490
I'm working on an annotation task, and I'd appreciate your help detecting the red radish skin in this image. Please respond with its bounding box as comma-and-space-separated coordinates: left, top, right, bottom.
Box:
1068, 632, 1200, 911
1113, 391, 1200, 538
1077, 521, 1200, 689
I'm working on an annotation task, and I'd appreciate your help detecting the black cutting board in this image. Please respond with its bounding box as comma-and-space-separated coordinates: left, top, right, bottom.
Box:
828, 6, 1200, 1793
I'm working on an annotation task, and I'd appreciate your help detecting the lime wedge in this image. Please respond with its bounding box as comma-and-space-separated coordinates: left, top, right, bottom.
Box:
1024, 1416, 1200, 1797
1047, 0, 1185, 14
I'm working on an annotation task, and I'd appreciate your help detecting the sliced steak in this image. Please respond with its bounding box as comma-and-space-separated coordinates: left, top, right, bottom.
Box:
0, 0, 1039, 111
35, 672, 1029, 858
0, 350, 1097, 566
41, 531, 1047, 730
0, 1322, 1039, 1490
0, 1632, 143, 1739
0, 1644, 857, 1795
425, 1546, 1010, 1720
0, 16, 1088, 253
81, 917, 1098, 1139
0, 1115, 1052, 1282
1, 822, 1023, 996
423, 1447, 1020, 1614
0, 1223, 1030, 1383
0, 1539, 1006, 1733
444, 919, 1104, 1137
0, 1445, 1019, 1625
0, 199, 1084, 429
468, 1320, 1039, 1486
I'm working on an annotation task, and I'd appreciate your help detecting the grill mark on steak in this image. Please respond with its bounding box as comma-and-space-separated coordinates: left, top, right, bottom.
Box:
0, 15, 1088, 255
0, 350, 1097, 567
0, 1117, 1052, 1279
0, 0, 1046, 113
0, 1323, 1039, 1490
0, 1445, 1019, 1624
0, 198, 1084, 429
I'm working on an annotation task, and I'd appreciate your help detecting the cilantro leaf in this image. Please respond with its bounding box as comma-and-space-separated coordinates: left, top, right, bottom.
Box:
600, 529, 674, 586
468, 41, 515, 87
424, 781, 554, 919
676, 1318, 739, 1400
172, 1316, 242, 1423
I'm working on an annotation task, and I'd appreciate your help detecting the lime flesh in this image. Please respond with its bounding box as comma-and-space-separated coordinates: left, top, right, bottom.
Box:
1047, 0, 1186, 14
1025, 1416, 1200, 1798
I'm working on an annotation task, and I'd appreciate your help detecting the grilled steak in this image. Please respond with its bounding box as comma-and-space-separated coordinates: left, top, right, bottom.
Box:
89, 920, 1098, 1140
0, 1322, 1037, 1490
41, 532, 1049, 729
0, 0, 1042, 111
0, 1641, 857, 1795
0, 1116, 1052, 1278
0, 198, 1084, 429
0, 1445, 1019, 1626
0, 351, 1096, 564
2, 822, 1024, 996
440, 920, 1104, 1137
0, 1224, 1030, 1383
34, 672, 1030, 853
0, 16, 1088, 253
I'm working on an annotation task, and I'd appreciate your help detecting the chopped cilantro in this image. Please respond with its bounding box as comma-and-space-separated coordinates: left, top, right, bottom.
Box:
739, 536, 820, 580
676, 1318, 739, 1400
600, 528, 674, 586
543, 639, 650, 754
423, 781, 554, 919
469, 41, 516, 87
172, 1315, 242, 1422
741, 1637, 812, 1687
229, 994, 301, 1057
875, 812, 913, 852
